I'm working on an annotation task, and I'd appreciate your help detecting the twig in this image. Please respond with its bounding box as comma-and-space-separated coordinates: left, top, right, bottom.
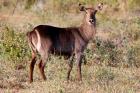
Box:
12, 0, 18, 15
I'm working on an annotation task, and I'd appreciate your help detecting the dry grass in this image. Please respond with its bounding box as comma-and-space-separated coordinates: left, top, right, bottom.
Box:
1, 59, 140, 93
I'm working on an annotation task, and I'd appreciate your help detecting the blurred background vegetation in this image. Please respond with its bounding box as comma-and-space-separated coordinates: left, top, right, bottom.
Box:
0, 0, 140, 93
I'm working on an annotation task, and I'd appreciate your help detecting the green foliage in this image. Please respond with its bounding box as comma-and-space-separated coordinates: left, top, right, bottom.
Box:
95, 67, 115, 82
25, 0, 36, 9
0, 25, 30, 63
94, 38, 119, 66
92, 34, 140, 67
123, 45, 140, 67
128, 0, 140, 9
94, 67, 116, 92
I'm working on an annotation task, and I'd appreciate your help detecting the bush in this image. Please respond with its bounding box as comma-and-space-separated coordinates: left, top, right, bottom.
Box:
0, 25, 30, 63
94, 38, 119, 66
91, 36, 140, 67
95, 67, 115, 86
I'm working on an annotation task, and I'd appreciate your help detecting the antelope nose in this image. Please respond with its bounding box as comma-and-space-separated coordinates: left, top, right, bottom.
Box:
89, 19, 94, 23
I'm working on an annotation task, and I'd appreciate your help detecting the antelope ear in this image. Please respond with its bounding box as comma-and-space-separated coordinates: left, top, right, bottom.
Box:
96, 3, 103, 11
79, 3, 86, 11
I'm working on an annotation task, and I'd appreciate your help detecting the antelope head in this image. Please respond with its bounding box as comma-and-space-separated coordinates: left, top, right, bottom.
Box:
79, 3, 103, 25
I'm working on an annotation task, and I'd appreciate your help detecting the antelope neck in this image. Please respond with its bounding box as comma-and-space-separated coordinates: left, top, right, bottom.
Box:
79, 19, 96, 42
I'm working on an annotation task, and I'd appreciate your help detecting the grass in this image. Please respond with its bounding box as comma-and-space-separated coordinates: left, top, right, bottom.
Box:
1, 61, 140, 93
0, 0, 140, 93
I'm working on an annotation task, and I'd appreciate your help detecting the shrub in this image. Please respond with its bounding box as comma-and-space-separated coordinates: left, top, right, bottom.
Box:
95, 67, 115, 86
94, 38, 119, 66
0, 25, 30, 63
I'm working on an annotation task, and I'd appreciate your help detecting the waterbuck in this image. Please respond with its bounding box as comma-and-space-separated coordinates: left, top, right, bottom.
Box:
27, 3, 103, 83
